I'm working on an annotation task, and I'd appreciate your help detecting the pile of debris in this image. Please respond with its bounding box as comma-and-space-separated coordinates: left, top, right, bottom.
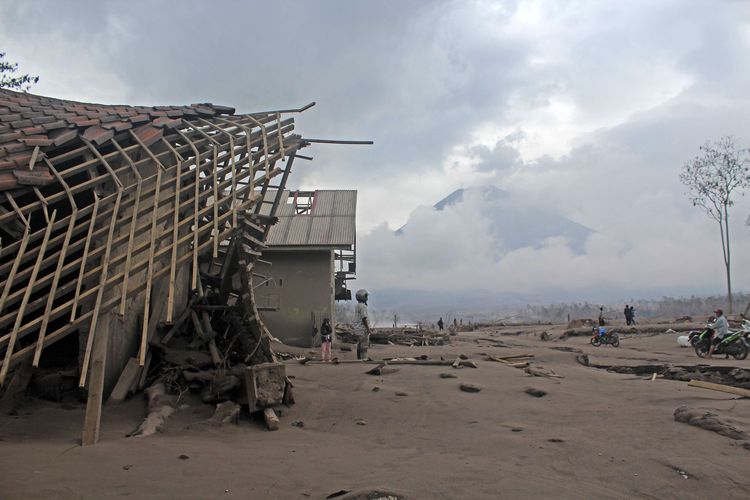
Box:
335, 324, 451, 346
138, 231, 294, 431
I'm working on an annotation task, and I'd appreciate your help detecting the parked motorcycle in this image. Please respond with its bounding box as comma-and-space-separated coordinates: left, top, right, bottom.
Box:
740, 319, 750, 349
590, 327, 620, 347
693, 327, 748, 360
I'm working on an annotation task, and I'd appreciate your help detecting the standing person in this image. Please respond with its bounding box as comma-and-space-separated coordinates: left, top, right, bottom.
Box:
707, 308, 728, 359
598, 307, 606, 327
354, 289, 372, 360
629, 305, 636, 325
624, 305, 631, 325
320, 318, 333, 362
437, 317, 444, 330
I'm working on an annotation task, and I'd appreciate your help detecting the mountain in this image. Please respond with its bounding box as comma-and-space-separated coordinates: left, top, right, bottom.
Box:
402, 185, 593, 254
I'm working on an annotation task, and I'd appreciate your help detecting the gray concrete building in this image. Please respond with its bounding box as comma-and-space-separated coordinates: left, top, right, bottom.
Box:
255, 190, 356, 347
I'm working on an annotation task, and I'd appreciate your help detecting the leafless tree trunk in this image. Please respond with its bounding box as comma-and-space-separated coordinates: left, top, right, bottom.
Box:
680, 136, 750, 314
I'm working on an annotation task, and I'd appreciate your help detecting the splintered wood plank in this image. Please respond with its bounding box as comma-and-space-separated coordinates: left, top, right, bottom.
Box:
0, 211, 56, 385
111, 138, 143, 317
108, 357, 141, 403
688, 379, 750, 398
0, 223, 30, 316
167, 141, 182, 323
79, 188, 122, 388
71, 195, 100, 321
34, 207, 77, 366
139, 166, 164, 365
212, 145, 219, 259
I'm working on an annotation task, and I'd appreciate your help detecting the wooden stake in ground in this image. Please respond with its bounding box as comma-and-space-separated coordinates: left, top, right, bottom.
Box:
82, 317, 111, 446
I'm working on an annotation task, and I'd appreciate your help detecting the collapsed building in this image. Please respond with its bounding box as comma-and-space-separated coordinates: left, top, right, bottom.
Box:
0, 88, 367, 443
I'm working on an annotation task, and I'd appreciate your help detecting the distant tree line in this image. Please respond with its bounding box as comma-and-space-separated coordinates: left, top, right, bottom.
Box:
519, 293, 750, 323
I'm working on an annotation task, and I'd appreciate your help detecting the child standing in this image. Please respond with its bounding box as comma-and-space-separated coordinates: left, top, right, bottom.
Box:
320, 318, 333, 362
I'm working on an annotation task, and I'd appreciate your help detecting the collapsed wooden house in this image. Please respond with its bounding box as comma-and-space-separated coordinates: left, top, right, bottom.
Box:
0, 89, 365, 443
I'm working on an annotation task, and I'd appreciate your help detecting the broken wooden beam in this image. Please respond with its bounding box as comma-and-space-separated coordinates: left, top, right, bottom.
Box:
263, 407, 279, 431
386, 359, 478, 368
108, 357, 141, 403
687, 379, 750, 398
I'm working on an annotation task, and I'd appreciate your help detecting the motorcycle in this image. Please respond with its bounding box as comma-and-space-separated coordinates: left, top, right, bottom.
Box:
687, 327, 708, 347
693, 327, 748, 360
740, 319, 750, 349
590, 327, 620, 347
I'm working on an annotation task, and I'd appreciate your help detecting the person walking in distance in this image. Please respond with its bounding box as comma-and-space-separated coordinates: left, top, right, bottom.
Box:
354, 289, 372, 360
624, 305, 631, 325
629, 305, 636, 325
320, 317, 333, 362
437, 317, 444, 331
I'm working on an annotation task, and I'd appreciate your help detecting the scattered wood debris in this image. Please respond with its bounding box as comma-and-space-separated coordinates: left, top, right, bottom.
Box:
335, 324, 451, 346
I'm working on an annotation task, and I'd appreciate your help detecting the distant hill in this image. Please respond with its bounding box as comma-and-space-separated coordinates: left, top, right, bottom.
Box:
429, 186, 593, 254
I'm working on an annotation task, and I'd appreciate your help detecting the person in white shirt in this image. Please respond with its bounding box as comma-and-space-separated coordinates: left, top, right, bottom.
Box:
707, 308, 729, 358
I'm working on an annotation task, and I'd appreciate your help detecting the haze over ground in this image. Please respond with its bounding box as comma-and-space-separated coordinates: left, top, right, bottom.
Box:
3, 0, 750, 308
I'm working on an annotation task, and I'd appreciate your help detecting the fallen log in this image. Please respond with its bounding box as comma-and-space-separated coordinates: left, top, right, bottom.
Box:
674, 405, 749, 440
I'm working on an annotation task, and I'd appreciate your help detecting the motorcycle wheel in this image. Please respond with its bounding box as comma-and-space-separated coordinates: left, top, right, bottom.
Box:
690, 336, 700, 347
610, 334, 620, 348
694, 341, 710, 358
731, 341, 748, 361
590, 337, 601, 347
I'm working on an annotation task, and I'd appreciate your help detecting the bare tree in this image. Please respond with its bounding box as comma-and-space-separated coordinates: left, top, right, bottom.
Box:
680, 136, 750, 313
0, 52, 39, 91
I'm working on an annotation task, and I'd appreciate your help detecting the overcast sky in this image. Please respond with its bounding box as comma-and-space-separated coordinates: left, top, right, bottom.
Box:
2, 0, 750, 303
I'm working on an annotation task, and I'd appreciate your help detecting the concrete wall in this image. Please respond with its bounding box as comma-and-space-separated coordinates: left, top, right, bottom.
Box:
254, 249, 335, 347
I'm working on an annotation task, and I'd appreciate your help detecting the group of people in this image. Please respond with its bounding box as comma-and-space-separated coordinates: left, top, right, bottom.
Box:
317, 288, 372, 362
623, 305, 636, 325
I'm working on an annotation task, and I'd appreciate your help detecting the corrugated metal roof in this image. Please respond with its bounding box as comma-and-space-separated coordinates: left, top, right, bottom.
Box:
265, 190, 356, 248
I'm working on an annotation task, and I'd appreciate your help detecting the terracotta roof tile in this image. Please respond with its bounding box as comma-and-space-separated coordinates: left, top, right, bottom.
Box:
101, 120, 131, 132
32, 116, 56, 125
129, 114, 150, 124
81, 125, 114, 145
0, 142, 25, 155
152, 117, 182, 129
9, 119, 33, 129
20, 136, 54, 147
21, 126, 45, 135
132, 124, 163, 147
14, 167, 54, 186
48, 128, 78, 147
0, 172, 18, 189
0, 88, 242, 177
0, 131, 22, 143
42, 120, 68, 131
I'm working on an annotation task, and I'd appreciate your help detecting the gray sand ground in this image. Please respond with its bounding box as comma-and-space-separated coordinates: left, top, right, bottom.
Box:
1, 321, 749, 499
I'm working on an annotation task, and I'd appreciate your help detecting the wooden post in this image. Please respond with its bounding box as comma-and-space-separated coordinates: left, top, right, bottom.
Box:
82, 315, 110, 446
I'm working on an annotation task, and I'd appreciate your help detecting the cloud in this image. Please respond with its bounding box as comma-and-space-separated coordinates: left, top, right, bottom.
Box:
2, 0, 750, 304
